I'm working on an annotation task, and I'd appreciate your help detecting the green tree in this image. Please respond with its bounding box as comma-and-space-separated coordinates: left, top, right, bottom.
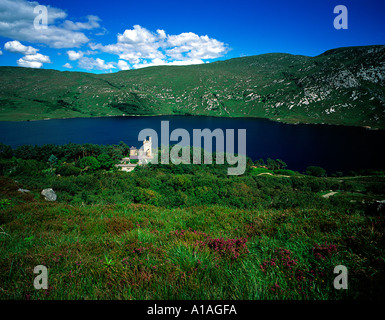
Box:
78, 156, 100, 171
0, 143, 12, 159
306, 166, 326, 177
266, 158, 278, 170
48, 154, 58, 167
97, 153, 114, 170
56, 163, 81, 176
276, 159, 287, 170
254, 158, 266, 167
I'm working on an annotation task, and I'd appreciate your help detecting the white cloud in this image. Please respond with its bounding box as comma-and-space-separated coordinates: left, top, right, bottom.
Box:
167, 59, 204, 66
117, 51, 142, 64
91, 25, 228, 69
17, 58, 43, 68
4, 40, 38, 55
66, 49, 98, 61
77, 57, 115, 71
157, 29, 167, 40
90, 25, 165, 64
21, 52, 51, 63
16, 52, 51, 68
132, 58, 165, 69
117, 25, 157, 44
0, 0, 66, 24
166, 33, 227, 60
0, 0, 99, 48
95, 27, 108, 36
0, 49, 2, 55
117, 60, 130, 70
4, 40, 51, 68
62, 15, 101, 31
133, 58, 204, 69
67, 50, 84, 61
63, 62, 73, 69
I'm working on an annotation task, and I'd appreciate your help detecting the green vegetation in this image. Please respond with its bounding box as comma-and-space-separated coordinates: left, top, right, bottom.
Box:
1, 45, 385, 128
0, 143, 384, 300
306, 166, 327, 177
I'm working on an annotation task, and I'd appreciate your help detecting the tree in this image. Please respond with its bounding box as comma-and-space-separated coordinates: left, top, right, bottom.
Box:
276, 159, 287, 170
118, 141, 130, 156
306, 166, 326, 177
48, 154, 58, 167
254, 158, 266, 167
56, 163, 81, 176
78, 156, 100, 171
266, 158, 278, 170
0, 143, 13, 159
97, 153, 114, 170
47, 154, 58, 175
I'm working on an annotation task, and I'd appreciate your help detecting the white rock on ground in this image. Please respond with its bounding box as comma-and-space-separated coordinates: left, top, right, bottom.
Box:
41, 188, 57, 201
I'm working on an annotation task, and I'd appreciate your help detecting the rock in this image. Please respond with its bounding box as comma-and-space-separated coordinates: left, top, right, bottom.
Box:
364, 200, 385, 216
18, 188, 30, 193
41, 188, 57, 201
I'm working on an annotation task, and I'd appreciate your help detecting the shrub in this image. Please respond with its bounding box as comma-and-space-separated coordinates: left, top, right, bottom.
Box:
306, 166, 326, 177
274, 169, 297, 176
10, 159, 47, 176
0, 143, 12, 159
77, 156, 100, 171
97, 153, 114, 170
56, 163, 81, 176
312, 242, 338, 261
197, 237, 249, 260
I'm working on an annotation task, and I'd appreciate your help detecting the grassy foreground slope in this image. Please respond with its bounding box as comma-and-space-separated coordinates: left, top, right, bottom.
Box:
0, 45, 384, 128
0, 146, 384, 300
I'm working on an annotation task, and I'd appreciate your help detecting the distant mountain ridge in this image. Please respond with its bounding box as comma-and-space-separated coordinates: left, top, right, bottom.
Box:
0, 45, 384, 128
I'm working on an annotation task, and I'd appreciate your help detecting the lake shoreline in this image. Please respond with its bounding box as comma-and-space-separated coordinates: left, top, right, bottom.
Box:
1, 114, 385, 173
0, 113, 382, 131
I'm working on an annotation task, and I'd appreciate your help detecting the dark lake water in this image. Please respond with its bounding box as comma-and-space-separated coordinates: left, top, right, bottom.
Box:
1, 115, 385, 173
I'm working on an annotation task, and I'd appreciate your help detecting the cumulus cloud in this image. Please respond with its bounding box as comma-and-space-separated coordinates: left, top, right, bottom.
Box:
66, 49, 98, 61
167, 59, 204, 66
0, 49, 2, 55
91, 25, 228, 69
4, 40, 37, 55
90, 25, 166, 65
0, 0, 101, 48
4, 40, 51, 68
63, 62, 73, 69
62, 15, 101, 31
0, 2, 228, 72
166, 33, 227, 60
17, 58, 43, 68
117, 25, 157, 44
20, 52, 50, 63
17, 53, 51, 68
117, 60, 130, 70
67, 50, 84, 61
133, 58, 204, 69
77, 57, 115, 71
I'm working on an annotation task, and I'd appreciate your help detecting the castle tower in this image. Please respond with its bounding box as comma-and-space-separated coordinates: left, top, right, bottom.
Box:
130, 146, 138, 157
142, 136, 152, 158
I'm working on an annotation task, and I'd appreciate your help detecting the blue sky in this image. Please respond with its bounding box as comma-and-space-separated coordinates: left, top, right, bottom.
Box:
0, 0, 384, 73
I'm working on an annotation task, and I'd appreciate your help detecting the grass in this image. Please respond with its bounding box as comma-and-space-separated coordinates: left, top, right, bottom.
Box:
251, 167, 273, 175
1, 168, 384, 300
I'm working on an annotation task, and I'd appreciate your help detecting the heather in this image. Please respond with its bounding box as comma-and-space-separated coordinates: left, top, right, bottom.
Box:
0, 143, 384, 300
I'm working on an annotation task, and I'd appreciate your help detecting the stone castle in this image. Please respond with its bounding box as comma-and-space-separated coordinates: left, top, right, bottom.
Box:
116, 137, 153, 172
130, 136, 152, 159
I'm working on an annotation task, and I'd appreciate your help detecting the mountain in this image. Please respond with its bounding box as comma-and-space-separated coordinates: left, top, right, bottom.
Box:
0, 45, 384, 128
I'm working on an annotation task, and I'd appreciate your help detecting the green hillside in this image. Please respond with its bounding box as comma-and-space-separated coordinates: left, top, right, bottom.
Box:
1, 143, 385, 299
0, 45, 384, 128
